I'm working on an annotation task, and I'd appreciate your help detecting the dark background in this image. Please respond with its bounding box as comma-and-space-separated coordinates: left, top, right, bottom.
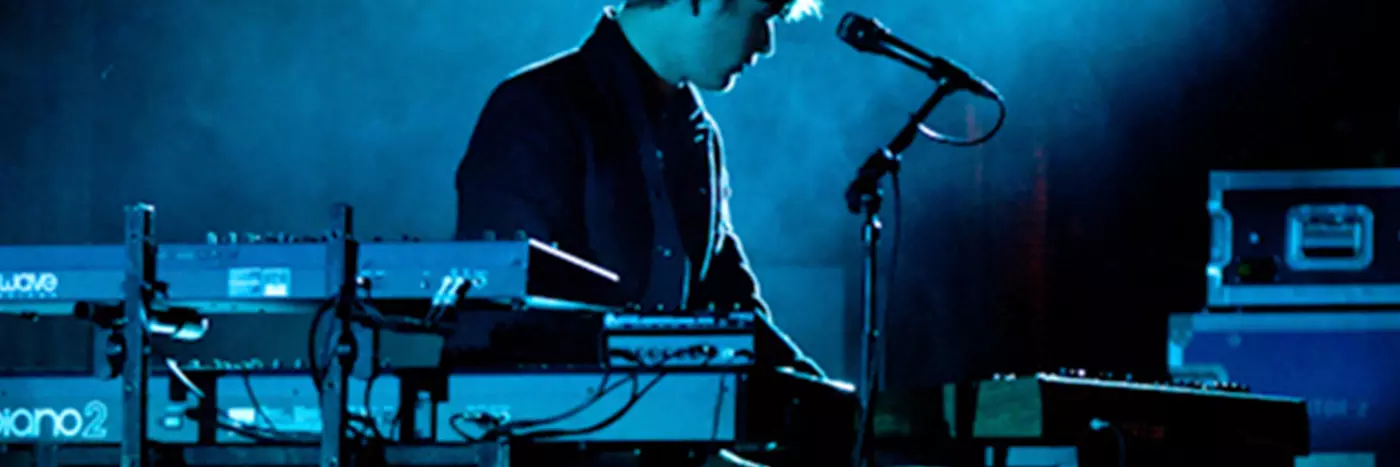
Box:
2, 0, 1397, 389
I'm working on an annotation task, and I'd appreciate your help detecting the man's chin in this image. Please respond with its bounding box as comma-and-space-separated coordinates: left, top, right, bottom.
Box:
695, 71, 741, 93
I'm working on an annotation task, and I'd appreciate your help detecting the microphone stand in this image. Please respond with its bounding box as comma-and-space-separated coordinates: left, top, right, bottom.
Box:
846, 82, 957, 467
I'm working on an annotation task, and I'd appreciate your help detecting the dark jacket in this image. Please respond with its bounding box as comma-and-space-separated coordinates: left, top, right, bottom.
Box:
454, 9, 767, 314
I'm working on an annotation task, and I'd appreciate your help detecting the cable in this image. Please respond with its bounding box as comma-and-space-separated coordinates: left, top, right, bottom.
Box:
507, 350, 670, 439
453, 370, 628, 443
920, 96, 1008, 147
1090, 418, 1127, 467
166, 357, 293, 440
447, 347, 715, 444
518, 347, 724, 439
507, 375, 647, 440
309, 296, 439, 392
165, 358, 319, 443
164, 358, 206, 400
314, 298, 719, 445
307, 296, 393, 442
448, 363, 636, 443
886, 171, 901, 386
355, 285, 389, 441
307, 297, 339, 390
710, 373, 728, 440
514, 366, 668, 440
241, 371, 279, 434
362, 366, 387, 441
163, 349, 313, 445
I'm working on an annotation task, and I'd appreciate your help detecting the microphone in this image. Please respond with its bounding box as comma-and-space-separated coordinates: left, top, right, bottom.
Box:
837, 13, 1002, 100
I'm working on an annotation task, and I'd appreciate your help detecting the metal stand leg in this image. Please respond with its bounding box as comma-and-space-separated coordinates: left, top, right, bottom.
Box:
320, 204, 359, 467
121, 204, 157, 467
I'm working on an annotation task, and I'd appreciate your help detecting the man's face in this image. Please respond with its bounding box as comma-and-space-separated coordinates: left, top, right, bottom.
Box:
683, 0, 778, 92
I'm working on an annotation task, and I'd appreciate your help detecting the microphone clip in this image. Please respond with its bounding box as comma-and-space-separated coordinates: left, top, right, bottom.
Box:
844, 148, 899, 215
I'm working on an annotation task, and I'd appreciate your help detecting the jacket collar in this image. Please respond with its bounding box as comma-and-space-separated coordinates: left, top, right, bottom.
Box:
580, 7, 700, 121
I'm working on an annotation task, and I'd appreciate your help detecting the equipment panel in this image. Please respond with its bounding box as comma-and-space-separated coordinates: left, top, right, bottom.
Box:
1208, 168, 1400, 308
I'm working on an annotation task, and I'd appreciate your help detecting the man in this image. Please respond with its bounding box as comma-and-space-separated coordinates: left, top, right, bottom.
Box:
454, 0, 852, 465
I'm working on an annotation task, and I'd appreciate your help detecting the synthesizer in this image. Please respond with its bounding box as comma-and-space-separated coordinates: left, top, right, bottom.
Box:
142, 310, 759, 375
603, 312, 757, 368
435, 310, 759, 371
878, 372, 1309, 455
0, 371, 742, 446
0, 239, 619, 316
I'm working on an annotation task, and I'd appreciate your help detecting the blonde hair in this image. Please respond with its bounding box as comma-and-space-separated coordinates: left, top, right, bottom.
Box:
625, 0, 822, 22
774, 0, 822, 22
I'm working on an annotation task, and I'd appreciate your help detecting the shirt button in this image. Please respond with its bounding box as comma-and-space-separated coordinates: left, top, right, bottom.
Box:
698, 187, 709, 195
655, 150, 665, 159
658, 246, 673, 258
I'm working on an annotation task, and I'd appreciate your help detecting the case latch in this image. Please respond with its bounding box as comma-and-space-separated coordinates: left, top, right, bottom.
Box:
1284, 204, 1374, 271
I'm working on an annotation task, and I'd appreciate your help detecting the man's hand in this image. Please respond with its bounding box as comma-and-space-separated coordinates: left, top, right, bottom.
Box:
789, 355, 827, 379
705, 449, 771, 467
